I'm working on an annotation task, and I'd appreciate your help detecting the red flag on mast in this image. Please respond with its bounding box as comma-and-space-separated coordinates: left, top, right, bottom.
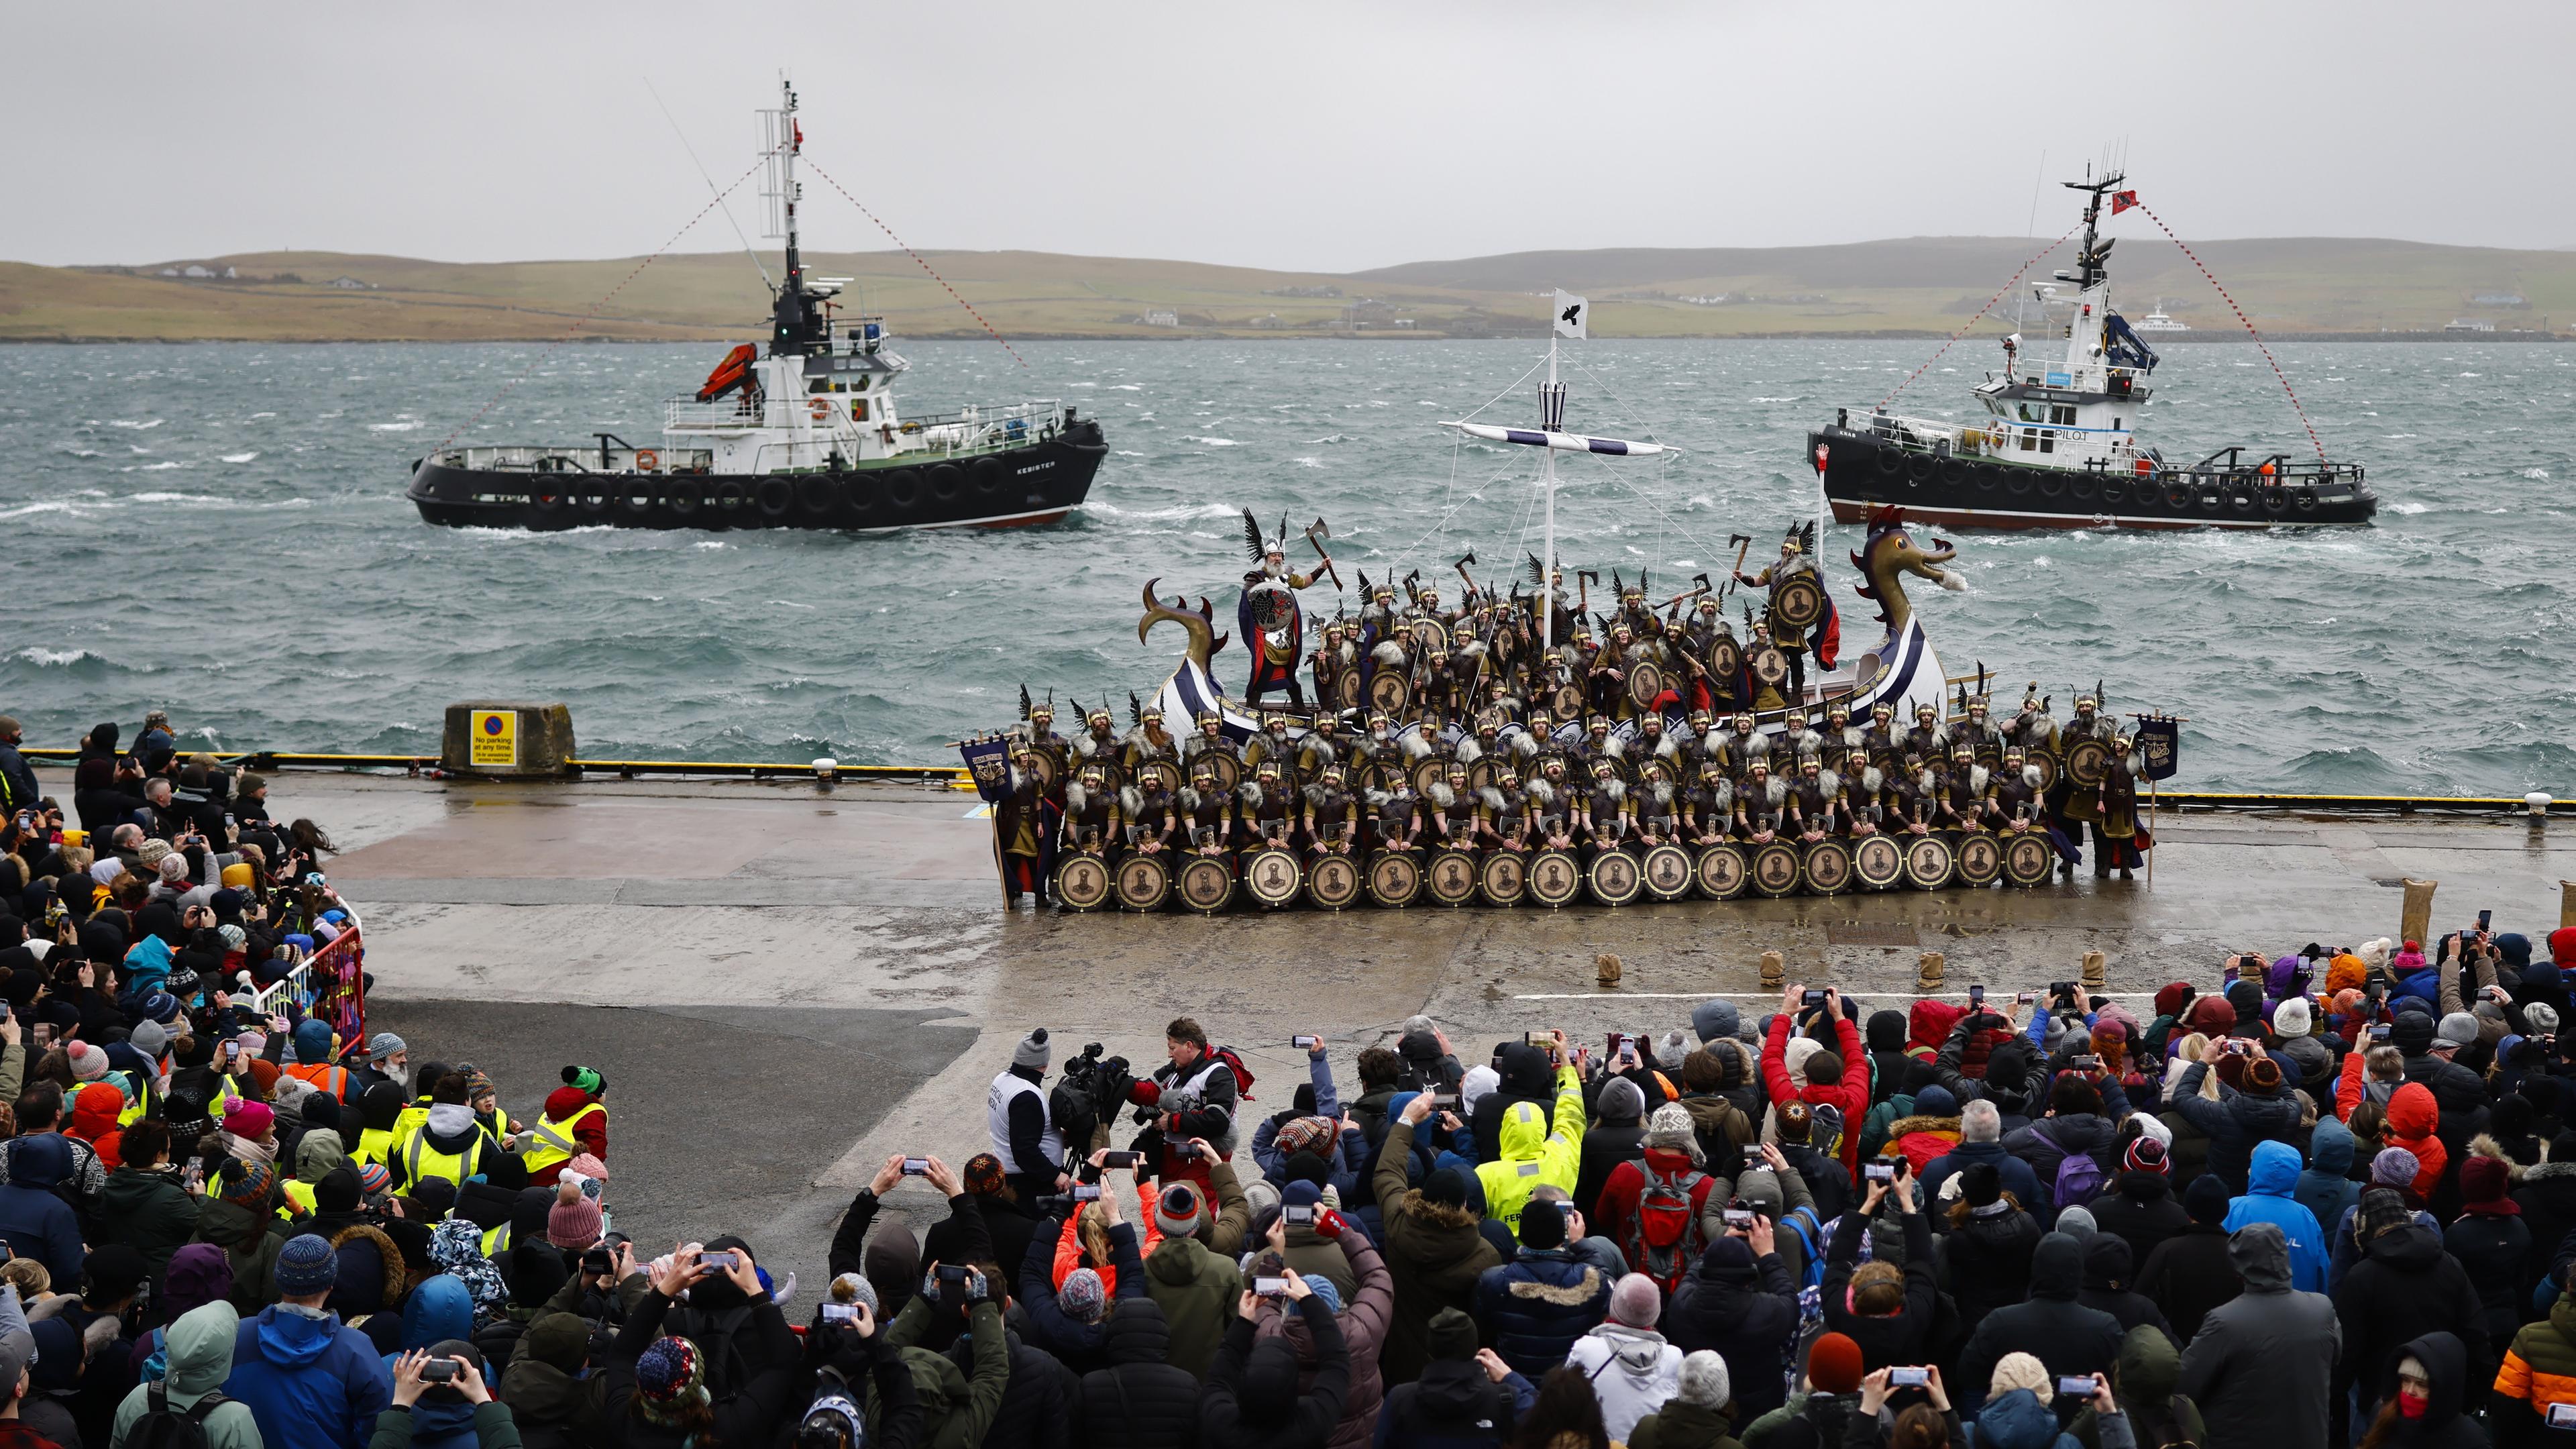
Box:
2110, 190, 2137, 215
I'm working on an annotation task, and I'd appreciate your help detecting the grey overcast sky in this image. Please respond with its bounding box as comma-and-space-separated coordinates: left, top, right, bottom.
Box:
5, 1, 2565, 270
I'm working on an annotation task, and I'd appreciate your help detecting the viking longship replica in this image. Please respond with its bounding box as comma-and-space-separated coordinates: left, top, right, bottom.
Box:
1808, 170, 2375, 531
973, 297, 2156, 915
407, 80, 1104, 533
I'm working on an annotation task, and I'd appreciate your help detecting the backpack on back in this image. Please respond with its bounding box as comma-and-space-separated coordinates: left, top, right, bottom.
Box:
127, 1383, 229, 1449
1778, 1202, 1829, 1291
2047, 1124, 2114, 1210
1623, 1161, 1709, 1294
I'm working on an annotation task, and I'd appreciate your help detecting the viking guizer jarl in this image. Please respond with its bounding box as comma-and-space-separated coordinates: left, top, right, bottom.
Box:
406, 81, 1104, 534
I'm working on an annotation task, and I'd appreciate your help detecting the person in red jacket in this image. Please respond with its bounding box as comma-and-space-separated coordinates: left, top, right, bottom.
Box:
1766, 983, 1870, 1173
1595, 1103, 1723, 1292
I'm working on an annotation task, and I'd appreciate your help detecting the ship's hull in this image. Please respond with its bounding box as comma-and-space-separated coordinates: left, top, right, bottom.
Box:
407, 421, 1106, 532
1811, 425, 2375, 531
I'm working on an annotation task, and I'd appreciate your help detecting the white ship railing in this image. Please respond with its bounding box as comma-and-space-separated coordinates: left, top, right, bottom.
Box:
665, 399, 771, 431
438, 444, 716, 473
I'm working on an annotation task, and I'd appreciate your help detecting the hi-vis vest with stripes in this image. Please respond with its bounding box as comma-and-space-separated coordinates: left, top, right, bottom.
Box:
522, 1102, 605, 1175
402, 1128, 485, 1189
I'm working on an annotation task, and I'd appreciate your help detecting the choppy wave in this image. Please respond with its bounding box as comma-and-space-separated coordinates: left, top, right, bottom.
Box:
0, 338, 2567, 793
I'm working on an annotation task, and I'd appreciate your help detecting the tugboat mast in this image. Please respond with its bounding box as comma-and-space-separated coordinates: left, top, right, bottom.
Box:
761, 78, 828, 359
2066, 166, 2121, 291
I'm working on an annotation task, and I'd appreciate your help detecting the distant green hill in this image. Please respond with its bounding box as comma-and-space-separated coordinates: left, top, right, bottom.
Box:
4, 235, 2570, 342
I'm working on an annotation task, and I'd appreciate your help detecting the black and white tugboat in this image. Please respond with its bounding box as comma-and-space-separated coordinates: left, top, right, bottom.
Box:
1807, 171, 2374, 531
407, 82, 1104, 533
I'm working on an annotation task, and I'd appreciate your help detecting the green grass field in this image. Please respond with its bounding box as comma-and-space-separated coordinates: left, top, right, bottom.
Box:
6, 235, 2571, 342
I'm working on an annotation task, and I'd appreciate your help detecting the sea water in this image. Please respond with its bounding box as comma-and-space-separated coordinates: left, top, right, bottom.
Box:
0, 339, 2567, 796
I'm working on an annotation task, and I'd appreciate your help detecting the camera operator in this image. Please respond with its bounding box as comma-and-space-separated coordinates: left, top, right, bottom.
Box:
990, 1026, 1070, 1200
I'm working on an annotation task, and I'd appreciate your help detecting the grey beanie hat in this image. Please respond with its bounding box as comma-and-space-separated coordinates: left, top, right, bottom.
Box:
1013, 1027, 1051, 1071
129, 1019, 170, 1058
366, 1032, 407, 1061
2436, 1012, 2480, 1049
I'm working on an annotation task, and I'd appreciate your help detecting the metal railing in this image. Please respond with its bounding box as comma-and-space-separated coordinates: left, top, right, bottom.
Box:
435, 445, 715, 474
663, 399, 771, 431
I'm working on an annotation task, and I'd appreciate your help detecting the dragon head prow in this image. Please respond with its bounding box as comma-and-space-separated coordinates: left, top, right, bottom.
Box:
1138, 577, 1217, 672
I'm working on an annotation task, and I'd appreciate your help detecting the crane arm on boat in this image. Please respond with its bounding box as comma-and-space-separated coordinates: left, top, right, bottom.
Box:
1439, 421, 1666, 457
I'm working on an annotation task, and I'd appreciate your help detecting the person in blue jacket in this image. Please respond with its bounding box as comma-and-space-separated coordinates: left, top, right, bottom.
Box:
2221, 1139, 2328, 1292
225, 1234, 394, 1449
0, 1137, 86, 1284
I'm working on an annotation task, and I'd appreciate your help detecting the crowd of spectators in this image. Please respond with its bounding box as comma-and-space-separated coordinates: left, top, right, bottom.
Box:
11, 711, 2576, 1448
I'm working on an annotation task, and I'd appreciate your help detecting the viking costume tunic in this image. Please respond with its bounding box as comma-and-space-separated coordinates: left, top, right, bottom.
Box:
1369, 785, 1422, 852
2095, 755, 2149, 873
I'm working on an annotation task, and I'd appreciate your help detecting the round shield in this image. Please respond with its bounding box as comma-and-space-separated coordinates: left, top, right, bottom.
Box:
1640, 843, 1694, 901
1587, 849, 1643, 906
1368, 669, 1413, 716
1527, 848, 1582, 907
1803, 838, 1855, 896
1902, 833, 1955, 890
2065, 737, 2112, 789
1409, 617, 1451, 655
1177, 855, 1234, 914
1426, 848, 1478, 906
1550, 682, 1586, 720
1477, 850, 1527, 907
1203, 751, 1242, 794
1114, 853, 1171, 912
2004, 831, 2056, 887
1366, 850, 1420, 907
1466, 757, 1497, 792
1750, 646, 1790, 687
1245, 582, 1297, 632
2027, 749, 2059, 793
1334, 670, 1363, 710
1954, 831, 2003, 887
1770, 574, 1825, 631
1411, 756, 1449, 797
1851, 833, 1905, 891
1750, 841, 1803, 898
1705, 635, 1741, 684
1695, 843, 1750, 900
1025, 748, 1061, 793
1244, 847, 1301, 908
1625, 659, 1666, 711
1305, 853, 1361, 911
1053, 853, 1112, 912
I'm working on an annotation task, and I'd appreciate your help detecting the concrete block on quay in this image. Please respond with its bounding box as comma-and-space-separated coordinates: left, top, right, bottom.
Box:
440, 702, 575, 777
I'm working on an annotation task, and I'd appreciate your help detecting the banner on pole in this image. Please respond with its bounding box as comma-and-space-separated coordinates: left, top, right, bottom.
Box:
958, 737, 1014, 802
2137, 716, 2181, 781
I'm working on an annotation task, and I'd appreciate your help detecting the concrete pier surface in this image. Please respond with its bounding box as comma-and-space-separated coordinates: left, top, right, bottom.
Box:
50, 765, 2572, 1285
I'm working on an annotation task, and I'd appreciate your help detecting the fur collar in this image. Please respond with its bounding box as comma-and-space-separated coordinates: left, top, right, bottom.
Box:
1504, 1266, 1604, 1305
1427, 782, 1456, 810
1065, 780, 1091, 814
1885, 1115, 1962, 1138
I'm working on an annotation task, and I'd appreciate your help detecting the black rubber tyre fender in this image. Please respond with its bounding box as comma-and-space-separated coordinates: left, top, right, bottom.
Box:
755, 478, 795, 518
